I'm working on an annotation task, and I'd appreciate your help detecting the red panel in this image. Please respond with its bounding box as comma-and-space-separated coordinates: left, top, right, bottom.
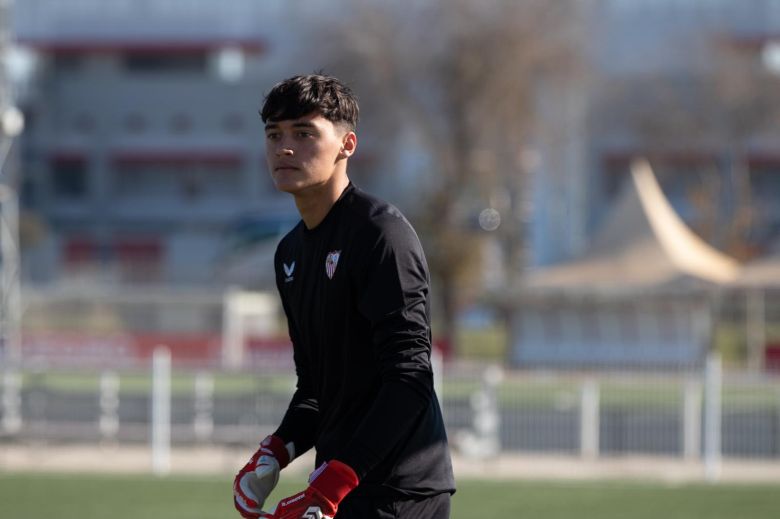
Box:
115, 238, 162, 262
17, 38, 267, 55
64, 237, 97, 264
131, 333, 222, 362
113, 150, 242, 168
50, 151, 87, 165
765, 343, 780, 372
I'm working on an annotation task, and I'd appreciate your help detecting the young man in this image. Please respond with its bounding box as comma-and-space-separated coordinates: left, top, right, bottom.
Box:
233, 74, 455, 519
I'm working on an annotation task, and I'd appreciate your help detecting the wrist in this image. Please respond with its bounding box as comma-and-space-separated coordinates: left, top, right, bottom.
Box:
259, 435, 292, 469
309, 460, 359, 507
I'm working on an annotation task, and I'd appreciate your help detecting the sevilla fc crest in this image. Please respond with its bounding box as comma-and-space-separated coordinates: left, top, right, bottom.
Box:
325, 250, 341, 279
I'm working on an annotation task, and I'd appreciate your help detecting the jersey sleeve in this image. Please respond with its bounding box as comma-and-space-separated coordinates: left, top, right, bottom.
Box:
336, 214, 436, 479
272, 248, 320, 457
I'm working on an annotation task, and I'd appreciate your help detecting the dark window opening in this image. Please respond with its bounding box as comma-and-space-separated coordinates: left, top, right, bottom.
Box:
122, 52, 207, 73
51, 158, 88, 199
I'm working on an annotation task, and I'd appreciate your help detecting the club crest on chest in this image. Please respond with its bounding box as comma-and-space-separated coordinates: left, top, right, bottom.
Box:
325, 250, 341, 279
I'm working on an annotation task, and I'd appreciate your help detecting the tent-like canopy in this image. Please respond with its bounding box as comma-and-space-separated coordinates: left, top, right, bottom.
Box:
734, 242, 780, 289
524, 160, 739, 295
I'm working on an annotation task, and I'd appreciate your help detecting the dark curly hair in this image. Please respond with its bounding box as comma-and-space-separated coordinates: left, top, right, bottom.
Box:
260, 73, 359, 131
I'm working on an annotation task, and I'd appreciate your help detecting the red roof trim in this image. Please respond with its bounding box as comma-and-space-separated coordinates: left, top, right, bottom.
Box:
112, 150, 243, 167
723, 34, 780, 51
16, 37, 267, 55
747, 152, 780, 167
49, 151, 88, 164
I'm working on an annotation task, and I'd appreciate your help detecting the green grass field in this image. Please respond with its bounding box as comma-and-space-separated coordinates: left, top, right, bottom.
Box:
1, 472, 779, 519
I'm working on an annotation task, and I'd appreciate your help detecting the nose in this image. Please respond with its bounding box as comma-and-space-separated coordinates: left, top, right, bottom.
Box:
276, 147, 293, 157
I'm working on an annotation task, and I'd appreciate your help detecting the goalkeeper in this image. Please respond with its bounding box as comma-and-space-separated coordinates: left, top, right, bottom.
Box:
233, 73, 455, 519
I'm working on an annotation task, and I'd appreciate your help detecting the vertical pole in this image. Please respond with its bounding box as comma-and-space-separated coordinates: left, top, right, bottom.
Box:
746, 289, 766, 372
703, 352, 722, 481
99, 370, 120, 441
193, 371, 214, 442
151, 347, 171, 475
2, 368, 21, 434
682, 378, 702, 460
431, 346, 444, 411
470, 365, 502, 458
222, 289, 240, 369
0, 185, 21, 365
580, 378, 600, 459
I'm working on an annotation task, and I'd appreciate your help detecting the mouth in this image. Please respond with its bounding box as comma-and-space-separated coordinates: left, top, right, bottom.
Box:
274, 165, 299, 173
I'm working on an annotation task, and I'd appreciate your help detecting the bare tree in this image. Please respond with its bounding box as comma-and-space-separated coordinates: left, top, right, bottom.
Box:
709, 39, 780, 258
310, 0, 584, 351
596, 31, 780, 260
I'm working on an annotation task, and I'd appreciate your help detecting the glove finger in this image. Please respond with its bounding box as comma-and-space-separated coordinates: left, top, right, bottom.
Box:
235, 475, 261, 510
246, 473, 278, 508
233, 493, 263, 519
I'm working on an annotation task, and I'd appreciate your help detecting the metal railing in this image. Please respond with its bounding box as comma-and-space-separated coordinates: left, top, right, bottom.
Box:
2, 352, 779, 480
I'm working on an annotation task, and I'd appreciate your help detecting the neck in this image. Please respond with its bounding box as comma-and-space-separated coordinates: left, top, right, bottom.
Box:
295, 174, 350, 229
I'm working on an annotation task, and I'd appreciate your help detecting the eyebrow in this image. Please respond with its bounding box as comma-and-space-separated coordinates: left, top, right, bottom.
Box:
264, 121, 318, 131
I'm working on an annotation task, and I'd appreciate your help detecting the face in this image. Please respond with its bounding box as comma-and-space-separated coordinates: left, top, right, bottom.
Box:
264, 112, 356, 196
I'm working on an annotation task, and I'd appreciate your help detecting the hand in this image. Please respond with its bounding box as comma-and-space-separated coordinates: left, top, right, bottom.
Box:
270, 460, 358, 519
234, 435, 294, 519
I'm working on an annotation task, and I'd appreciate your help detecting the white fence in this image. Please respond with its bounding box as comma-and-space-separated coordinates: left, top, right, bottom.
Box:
2, 353, 779, 480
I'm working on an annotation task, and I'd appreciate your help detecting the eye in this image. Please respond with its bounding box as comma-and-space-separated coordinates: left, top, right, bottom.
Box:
296, 130, 313, 138
265, 131, 280, 140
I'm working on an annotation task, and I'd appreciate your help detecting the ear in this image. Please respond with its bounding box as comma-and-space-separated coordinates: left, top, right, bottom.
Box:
339, 131, 357, 159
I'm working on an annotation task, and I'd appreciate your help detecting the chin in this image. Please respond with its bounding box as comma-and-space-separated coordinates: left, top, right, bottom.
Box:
273, 179, 307, 195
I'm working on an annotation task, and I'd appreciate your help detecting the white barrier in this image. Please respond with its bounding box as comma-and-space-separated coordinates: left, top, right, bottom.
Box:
151, 347, 171, 475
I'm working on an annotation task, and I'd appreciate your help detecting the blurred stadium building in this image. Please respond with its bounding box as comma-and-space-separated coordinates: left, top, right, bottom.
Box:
10, 0, 306, 288
8, 0, 780, 289
2, 0, 780, 479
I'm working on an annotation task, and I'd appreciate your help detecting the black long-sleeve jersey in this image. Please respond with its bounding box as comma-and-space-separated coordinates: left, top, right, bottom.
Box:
272, 183, 455, 499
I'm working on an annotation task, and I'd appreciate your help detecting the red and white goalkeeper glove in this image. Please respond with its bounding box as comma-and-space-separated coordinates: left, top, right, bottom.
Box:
234, 435, 295, 519
269, 460, 359, 519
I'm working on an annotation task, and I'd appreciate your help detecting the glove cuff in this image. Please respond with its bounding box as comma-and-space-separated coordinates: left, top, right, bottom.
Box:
309, 460, 359, 507
259, 434, 291, 469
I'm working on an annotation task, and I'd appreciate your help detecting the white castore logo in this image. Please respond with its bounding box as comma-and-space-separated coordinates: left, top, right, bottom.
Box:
302, 507, 325, 519
283, 261, 295, 282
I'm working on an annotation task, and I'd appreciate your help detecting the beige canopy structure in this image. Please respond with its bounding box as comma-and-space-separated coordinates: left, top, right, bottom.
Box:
509, 160, 740, 368
733, 247, 780, 289
525, 160, 739, 295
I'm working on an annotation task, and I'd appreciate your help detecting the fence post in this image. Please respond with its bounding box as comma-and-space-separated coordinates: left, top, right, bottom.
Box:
460, 364, 503, 459
745, 289, 766, 371
99, 370, 120, 441
151, 347, 171, 475
1, 368, 21, 434
431, 347, 444, 411
580, 379, 600, 459
703, 352, 722, 481
193, 371, 214, 442
682, 378, 702, 460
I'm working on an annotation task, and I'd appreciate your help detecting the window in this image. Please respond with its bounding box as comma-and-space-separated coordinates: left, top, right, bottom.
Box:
51, 158, 88, 199
123, 113, 148, 134
750, 163, 780, 210
52, 54, 84, 74
222, 113, 245, 134
749, 160, 780, 240
112, 156, 243, 201
122, 52, 207, 73
73, 113, 96, 134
